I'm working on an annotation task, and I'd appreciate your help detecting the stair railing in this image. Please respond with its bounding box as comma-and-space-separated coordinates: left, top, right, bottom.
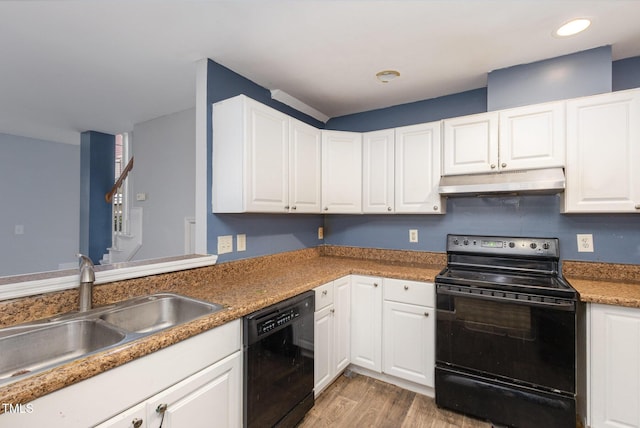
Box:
106, 157, 134, 245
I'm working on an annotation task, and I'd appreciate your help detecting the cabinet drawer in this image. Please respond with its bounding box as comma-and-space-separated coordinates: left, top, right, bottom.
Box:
383, 278, 434, 307
315, 282, 334, 310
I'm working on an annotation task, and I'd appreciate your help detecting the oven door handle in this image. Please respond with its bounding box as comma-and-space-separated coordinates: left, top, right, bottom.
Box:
436, 286, 575, 311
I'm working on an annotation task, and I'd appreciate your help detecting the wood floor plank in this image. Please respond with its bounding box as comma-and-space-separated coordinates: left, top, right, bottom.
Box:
300, 372, 492, 428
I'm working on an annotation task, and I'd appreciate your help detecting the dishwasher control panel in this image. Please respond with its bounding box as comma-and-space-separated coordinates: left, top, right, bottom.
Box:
257, 308, 300, 336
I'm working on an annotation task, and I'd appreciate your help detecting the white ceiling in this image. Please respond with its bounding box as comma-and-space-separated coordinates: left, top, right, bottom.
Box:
2, 0, 640, 145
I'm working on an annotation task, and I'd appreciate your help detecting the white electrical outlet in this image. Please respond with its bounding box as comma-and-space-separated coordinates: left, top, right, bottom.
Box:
217, 235, 233, 254
318, 227, 324, 240
577, 234, 594, 252
409, 229, 418, 243
237, 234, 246, 252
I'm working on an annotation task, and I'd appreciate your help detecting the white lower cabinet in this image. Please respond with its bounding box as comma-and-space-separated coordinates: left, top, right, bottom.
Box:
588, 303, 640, 428
2, 320, 242, 428
382, 279, 435, 387
350, 276, 435, 388
314, 277, 351, 396
350, 275, 383, 372
98, 352, 241, 428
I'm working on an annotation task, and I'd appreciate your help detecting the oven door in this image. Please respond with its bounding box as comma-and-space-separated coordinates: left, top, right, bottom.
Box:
436, 283, 576, 394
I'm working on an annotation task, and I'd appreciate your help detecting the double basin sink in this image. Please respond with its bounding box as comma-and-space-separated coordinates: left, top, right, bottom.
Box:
0, 293, 224, 385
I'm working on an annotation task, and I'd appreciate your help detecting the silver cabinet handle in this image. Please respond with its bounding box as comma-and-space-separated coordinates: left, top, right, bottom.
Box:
291, 205, 297, 210
433, 205, 438, 211
374, 283, 379, 287
424, 312, 430, 317
490, 164, 496, 169
404, 285, 409, 290
156, 403, 168, 414
324, 207, 329, 211
501, 162, 507, 168
330, 308, 335, 314
387, 206, 392, 211
635, 204, 640, 209
322, 290, 327, 296
132, 418, 143, 428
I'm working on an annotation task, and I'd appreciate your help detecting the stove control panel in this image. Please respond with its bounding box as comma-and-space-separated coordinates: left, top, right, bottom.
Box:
447, 234, 559, 257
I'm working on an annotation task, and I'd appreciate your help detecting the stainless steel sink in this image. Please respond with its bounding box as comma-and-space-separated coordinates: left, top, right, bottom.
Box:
0, 293, 223, 385
99, 294, 223, 334
0, 320, 126, 382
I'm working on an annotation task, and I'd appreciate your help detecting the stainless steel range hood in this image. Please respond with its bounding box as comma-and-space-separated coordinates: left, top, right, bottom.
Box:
438, 167, 565, 197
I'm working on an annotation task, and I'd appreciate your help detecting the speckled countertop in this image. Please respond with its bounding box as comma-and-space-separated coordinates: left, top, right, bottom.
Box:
0, 246, 638, 411
563, 260, 640, 307
0, 246, 444, 409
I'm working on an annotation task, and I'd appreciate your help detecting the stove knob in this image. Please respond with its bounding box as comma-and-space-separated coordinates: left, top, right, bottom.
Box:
463, 239, 469, 246
543, 242, 550, 250
530, 242, 537, 249
453, 239, 459, 245
508, 242, 515, 248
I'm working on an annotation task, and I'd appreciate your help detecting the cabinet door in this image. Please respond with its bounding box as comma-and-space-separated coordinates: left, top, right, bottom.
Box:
590, 304, 640, 428
314, 304, 334, 396
564, 89, 640, 213
333, 276, 351, 373
245, 99, 290, 212
383, 301, 434, 386
363, 129, 395, 213
95, 403, 146, 428
443, 112, 499, 175
146, 352, 241, 428
395, 122, 444, 213
350, 275, 382, 372
322, 131, 362, 213
499, 101, 565, 171
289, 118, 322, 213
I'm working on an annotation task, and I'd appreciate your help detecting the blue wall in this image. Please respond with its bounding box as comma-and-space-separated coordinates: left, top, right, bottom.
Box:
325, 88, 487, 132
207, 60, 324, 261
324, 51, 640, 264
613, 56, 640, 91
487, 46, 612, 111
79, 131, 115, 264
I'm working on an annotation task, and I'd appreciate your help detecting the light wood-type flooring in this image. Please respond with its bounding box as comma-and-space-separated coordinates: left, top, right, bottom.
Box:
298, 372, 492, 428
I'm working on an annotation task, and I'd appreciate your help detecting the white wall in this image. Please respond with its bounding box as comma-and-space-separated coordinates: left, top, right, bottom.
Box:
131, 108, 196, 261
0, 133, 80, 275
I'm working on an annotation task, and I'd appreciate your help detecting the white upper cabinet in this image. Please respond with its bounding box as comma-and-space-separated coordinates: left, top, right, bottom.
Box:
363, 129, 395, 213
395, 122, 444, 214
498, 101, 565, 171
322, 130, 362, 213
212, 95, 321, 213
289, 118, 322, 213
443, 111, 499, 175
564, 89, 640, 213
442, 101, 565, 176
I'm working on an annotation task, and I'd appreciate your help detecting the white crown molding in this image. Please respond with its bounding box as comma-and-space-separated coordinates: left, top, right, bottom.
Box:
271, 89, 330, 123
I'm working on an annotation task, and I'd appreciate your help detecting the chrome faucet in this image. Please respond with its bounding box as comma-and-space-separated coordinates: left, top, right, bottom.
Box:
77, 254, 95, 312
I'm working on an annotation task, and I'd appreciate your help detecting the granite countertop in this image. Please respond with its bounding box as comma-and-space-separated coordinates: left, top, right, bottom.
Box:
0, 246, 444, 409
563, 260, 640, 308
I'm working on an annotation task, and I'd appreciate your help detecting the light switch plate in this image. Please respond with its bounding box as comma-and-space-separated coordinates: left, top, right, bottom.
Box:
237, 234, 246, 252
409, 229, 418, 243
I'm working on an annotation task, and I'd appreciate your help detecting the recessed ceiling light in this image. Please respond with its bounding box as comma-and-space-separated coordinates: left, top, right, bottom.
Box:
376, 70, 400, 83
555, 18, 591, 37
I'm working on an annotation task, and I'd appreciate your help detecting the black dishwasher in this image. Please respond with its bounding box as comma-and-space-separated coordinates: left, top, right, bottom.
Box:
243, 291, 314, 428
